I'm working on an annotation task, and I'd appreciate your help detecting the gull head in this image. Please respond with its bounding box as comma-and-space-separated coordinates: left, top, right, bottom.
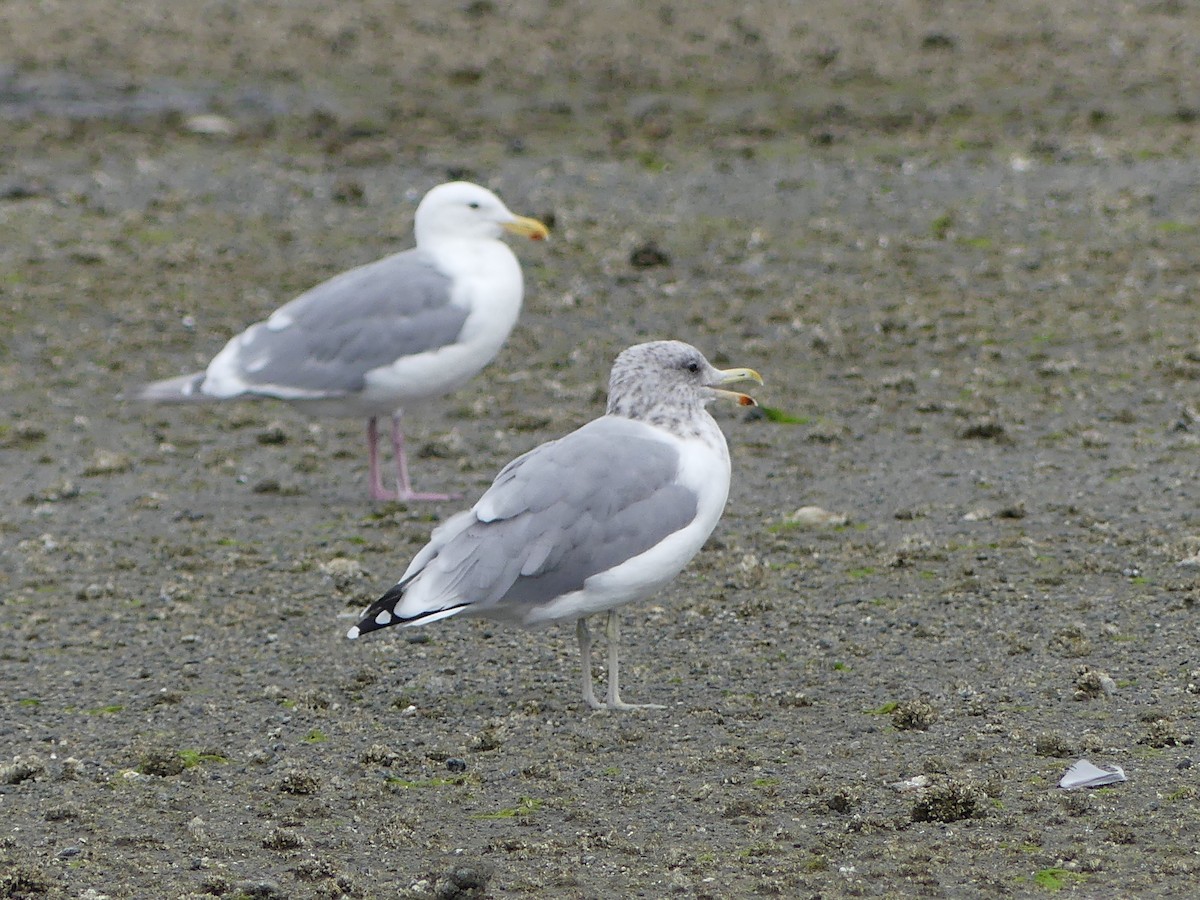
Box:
414, 181, 549, 246
606, 340, 762, 424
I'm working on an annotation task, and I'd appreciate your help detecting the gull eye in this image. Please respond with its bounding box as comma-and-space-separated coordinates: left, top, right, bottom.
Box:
468, 201, 481, 210
685, 360, 701, 374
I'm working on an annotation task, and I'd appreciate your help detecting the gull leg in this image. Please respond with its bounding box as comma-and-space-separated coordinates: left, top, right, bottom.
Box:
367, 417, 394, 501
390, 412, 459, 501
578, 618, 604, 710
603, 610, 665, 711
367, 412, 457, 502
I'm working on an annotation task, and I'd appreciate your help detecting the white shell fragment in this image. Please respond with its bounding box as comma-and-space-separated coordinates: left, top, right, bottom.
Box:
785, 506, 848, 528
184, 114, 239, 137
889, 774, 931, 793
1059, 759, 1127, 790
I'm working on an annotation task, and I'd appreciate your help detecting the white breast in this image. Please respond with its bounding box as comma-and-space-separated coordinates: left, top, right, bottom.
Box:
357, 238, 524, 411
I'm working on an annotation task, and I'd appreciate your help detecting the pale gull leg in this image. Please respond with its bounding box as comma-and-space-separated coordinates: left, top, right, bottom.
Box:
603, 610, 665, 711
390, 412, 459, 502
577, 618, 604, 710
367, 416, 392, 502
366, 413, 458, 503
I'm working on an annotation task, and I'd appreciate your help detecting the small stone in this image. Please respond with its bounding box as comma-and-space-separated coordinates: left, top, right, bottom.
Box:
277, 770, 320, 795
0, 757, 46, 784
419, 431, 466, 458
44, 804, 79, 821
262, 827, 305, 851
333, 178, 367, 205
433, 862, 493, 900
0, 179, 49, 200
76, 582, 113, 600
1049, 625, 1092, 658
320, 557, 367, 591
257, 423, 289, 445
361, 744, 403, 767
0, 423, 46, 447
0, 867, 53, 897
920, 31, 956, 50
910, 779, 985, 823
776, 691, 813, 708
184, 114, 239, 137
629, 241, 671, 268
963, 501, 1025, 521
1035, 732, 1076, 758
890, 774, 930, 793
892, 699, 938, 731
958, 419, 1007, 441
25, 480, 80, 504
995, 502, 1026, 519
825, 786, 860, 813
1037, 357, 1080, 376
446, 757, 467, 773
295, 860, 338, 882
199, 875, 229, 894
1139, 718, 1189, 749
69, 245, 112, 265
783, 506, 848, 528
1073, 665, 1117, 700
81, 450, 133, 476
232, 880, 285, 900
138, 748, 185, 777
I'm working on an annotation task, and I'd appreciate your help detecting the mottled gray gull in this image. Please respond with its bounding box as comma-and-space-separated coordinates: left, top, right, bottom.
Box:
347, 340, 762, 710
139, 181, 548, 502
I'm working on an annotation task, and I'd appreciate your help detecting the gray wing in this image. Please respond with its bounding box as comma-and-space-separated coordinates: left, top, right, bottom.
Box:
352, 417, 699, 634
437, 417, 699, 606
231, 249, 465, 396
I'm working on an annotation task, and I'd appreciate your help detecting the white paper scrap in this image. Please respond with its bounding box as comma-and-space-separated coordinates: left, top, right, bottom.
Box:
1059, 759, 1127, 790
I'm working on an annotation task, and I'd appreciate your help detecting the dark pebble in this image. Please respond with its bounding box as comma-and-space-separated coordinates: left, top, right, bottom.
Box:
630, 241, 671, 268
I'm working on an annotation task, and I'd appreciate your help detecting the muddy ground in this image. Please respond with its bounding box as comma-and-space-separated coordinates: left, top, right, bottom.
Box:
2, 2, 1199, 898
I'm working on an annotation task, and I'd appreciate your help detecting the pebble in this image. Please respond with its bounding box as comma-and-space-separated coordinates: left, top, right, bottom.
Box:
184, 114, 238, 137
81, 450, 133, 477
784, 506, 848, 528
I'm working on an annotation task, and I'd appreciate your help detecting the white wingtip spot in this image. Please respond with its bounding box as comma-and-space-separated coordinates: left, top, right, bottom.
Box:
346, 626, 361, 640
374, 610, 393, 626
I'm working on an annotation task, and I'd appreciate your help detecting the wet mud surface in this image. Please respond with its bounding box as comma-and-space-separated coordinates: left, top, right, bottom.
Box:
2, 3, 1199, 898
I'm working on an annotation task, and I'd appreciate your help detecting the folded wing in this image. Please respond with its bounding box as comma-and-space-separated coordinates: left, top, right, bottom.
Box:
206, 249, 466, 399
349, 417, 699, 635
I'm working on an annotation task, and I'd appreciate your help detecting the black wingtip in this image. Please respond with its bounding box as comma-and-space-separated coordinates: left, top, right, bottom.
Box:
347, 583, 408, 639
346, 582, 472, 640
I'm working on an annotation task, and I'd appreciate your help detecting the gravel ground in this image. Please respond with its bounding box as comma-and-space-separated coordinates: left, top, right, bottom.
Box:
2, 3, 1199, 898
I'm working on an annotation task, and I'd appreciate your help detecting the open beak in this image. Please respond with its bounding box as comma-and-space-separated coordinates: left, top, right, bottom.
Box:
503, 215, 550, 241
708, 367, 763, 407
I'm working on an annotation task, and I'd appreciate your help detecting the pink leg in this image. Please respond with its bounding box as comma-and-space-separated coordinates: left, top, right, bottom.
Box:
367, 417, 392, 501
366, 414, 457, 503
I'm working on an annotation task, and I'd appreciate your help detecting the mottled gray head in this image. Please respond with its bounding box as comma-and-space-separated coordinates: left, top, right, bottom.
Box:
414, 181, 549, 246
606, 340, 761, 428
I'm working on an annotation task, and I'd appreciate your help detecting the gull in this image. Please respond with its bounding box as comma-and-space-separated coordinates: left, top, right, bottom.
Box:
139, 181, 548, 501
347, 340, 761, 710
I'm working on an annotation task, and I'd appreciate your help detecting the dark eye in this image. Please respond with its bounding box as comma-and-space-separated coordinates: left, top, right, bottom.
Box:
685, 360, 701, 374
468, 201, 481, 210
